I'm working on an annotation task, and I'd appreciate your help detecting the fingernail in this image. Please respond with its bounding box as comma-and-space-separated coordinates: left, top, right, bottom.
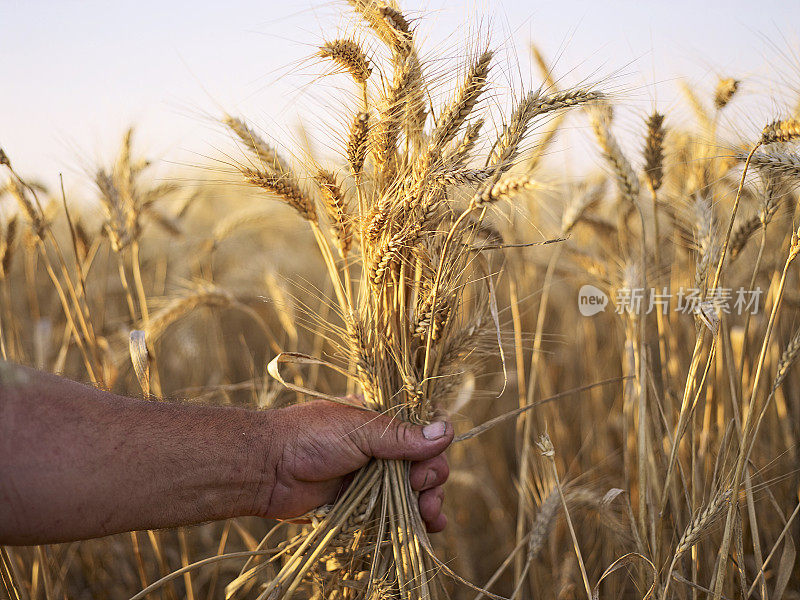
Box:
422, 421, 446, 440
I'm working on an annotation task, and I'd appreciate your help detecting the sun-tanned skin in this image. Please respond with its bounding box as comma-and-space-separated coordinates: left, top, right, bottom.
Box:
0, 361, 452, 545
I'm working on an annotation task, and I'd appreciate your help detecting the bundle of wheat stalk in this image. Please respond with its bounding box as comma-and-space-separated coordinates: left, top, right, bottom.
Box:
218, 2, 601, 598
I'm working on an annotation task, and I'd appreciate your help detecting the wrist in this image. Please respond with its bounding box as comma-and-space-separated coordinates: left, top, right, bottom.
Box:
190, 404, 279, 521
236, 408, 281, 518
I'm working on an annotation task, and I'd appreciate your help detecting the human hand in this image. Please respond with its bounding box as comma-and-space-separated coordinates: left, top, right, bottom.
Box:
255, 400, 453, 533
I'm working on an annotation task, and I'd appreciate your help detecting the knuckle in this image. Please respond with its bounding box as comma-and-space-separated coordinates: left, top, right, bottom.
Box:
394, 422, 414, 446
409, 465, 424, 489
438, 460, 450, 484
419, 487, 443, 514
422, 470, 432, 489
351, 425, 373, 456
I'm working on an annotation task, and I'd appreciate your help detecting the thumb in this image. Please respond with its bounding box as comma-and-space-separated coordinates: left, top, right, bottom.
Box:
351, 415, 453, 462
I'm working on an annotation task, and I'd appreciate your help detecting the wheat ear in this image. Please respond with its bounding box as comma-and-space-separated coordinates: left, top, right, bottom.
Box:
224, 115, 289, 172
643, 112, 665, 193
240, 167, 317, 223
714, 78, 739, 110
319, 39, 372, 84
314, 169, 353, 257
761, 118, 800, 144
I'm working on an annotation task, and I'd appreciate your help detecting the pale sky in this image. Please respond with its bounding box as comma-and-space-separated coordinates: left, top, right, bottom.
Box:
1, 0, 798, 193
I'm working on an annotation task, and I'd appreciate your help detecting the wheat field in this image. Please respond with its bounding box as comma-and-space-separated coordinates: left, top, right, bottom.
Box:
2, 1, 800, 599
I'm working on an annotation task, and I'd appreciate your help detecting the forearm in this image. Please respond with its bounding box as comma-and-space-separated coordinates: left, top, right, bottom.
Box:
0, 362, 274, 545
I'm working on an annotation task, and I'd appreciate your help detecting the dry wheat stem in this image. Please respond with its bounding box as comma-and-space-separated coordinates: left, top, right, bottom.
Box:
5, 167, 103, 381
745, 500, 800, 597
711, 234, 798, 600
537, 436, 592, 600
659, 142, 762, 519
735, 182, 781, 389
